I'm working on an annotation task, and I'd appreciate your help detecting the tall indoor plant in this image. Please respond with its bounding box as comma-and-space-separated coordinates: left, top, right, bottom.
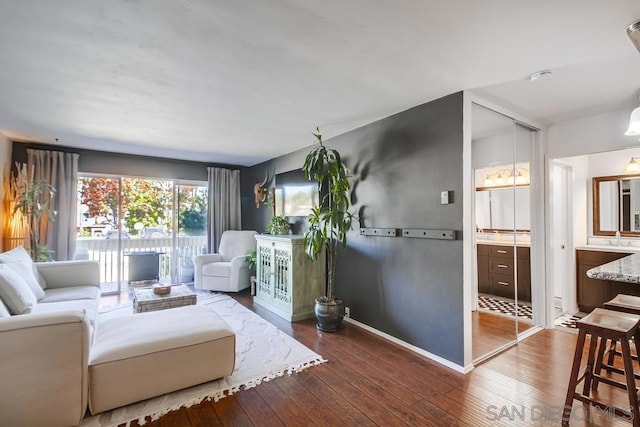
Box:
303, 127, 354, 331
11, 168, 56, 261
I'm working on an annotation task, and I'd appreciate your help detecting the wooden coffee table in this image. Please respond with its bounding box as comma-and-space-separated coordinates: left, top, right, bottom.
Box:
132, 284, 197, 313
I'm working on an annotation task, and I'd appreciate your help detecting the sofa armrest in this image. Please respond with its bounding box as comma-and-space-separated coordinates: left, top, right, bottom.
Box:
193, 254, 223, 288
0, 310, 90, 426
193, 253, 223, 267
36, 260, 100, 289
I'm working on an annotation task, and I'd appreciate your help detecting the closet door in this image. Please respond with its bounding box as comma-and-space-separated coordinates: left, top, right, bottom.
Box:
471, 103, 517, 362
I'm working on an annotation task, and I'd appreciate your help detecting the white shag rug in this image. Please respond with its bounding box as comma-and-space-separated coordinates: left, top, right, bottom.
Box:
81, 292, 326, 427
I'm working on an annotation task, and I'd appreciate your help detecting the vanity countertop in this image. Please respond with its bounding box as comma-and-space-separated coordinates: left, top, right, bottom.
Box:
586, 252, 640, 284
575, 244, 640, 254
476, 239, 530, 247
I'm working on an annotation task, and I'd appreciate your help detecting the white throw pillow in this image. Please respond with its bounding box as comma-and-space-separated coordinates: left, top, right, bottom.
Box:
0, 246, 47, 290
4, 261, 46, 300
0, 298, 10, 317
0, 265, 37, 314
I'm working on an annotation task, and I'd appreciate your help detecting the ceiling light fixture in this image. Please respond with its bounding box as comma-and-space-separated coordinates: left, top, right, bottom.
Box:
529, 70, 552, 82
628, 20, 640, 53
625, 90, 640, 136
626, 157, 640, 174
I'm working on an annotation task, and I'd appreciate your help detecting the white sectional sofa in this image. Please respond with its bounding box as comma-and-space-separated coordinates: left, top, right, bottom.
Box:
0, 257, 101, 427
0, 248, 236, 427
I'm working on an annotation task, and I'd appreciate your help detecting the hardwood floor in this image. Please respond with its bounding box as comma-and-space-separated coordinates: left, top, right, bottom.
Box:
123, 291, 633, 426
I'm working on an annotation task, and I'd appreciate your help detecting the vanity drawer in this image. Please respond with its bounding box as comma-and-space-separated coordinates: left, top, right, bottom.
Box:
490, 274, 515, 298
489, 245, 514, 258
489, 258, 514, 275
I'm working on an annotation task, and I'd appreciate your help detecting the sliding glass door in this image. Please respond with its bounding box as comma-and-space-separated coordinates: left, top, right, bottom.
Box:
77, 175, 207, 294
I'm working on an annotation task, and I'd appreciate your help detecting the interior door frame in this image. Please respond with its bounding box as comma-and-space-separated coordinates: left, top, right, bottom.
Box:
463, 92, 546, 370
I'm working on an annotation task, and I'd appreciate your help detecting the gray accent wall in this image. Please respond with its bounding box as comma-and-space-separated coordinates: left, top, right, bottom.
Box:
242, 92, 464, 365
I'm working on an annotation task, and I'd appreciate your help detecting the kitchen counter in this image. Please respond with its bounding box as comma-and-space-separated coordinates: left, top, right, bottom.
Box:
586, 252, 640, 284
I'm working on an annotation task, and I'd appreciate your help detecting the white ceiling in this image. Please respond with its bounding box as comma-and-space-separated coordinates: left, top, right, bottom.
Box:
0, 1, 639, 166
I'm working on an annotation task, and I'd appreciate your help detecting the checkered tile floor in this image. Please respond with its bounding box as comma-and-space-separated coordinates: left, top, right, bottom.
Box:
554, 312, 585, 329
477, 295, 533, 320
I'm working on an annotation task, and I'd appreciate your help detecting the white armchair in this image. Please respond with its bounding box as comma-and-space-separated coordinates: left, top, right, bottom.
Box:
193, 230, 258, 292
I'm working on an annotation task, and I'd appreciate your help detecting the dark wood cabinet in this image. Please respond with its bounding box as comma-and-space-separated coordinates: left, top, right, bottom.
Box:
477, 244, 531, 302
576, 250, 635, 312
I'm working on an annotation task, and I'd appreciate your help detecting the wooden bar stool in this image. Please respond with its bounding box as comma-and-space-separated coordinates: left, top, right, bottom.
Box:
598, 295, 640, 377
562, 308, 640, 426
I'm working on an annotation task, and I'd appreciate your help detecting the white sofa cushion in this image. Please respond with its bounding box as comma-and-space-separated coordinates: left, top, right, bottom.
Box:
40, 286, 101, 303
3, 261, 46, 300
0, 265, 37, 314
202, 262, 231, 277
0, 246, 47, 290
0, 298, 10, 317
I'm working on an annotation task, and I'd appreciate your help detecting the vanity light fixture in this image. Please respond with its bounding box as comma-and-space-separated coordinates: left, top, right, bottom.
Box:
495, 173, 505, 186
484, 175, 493, 187
625, 90, 640, 137
626, 157, 640, 174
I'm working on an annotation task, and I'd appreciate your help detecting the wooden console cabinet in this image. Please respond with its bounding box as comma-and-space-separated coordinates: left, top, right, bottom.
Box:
254, 235, 325, 322
576, 250, 635, 312
477, 244, 531, 302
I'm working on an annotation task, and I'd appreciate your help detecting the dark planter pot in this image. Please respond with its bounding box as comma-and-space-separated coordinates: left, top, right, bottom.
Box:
315, 298, 345, 332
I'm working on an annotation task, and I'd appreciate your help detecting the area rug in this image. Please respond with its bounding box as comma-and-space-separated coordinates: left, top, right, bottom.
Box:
81, 292, 326, 427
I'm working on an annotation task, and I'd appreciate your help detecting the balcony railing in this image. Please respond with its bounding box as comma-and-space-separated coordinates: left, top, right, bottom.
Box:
76, 236, 207, 294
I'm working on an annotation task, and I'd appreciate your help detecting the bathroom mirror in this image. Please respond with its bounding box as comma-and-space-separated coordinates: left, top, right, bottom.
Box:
593, 174, 640, 236
475, 187, 530, 231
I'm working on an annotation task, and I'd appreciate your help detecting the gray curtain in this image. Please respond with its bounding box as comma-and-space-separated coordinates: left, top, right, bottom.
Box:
27, 149, 79, 261
207, 167, 241, 252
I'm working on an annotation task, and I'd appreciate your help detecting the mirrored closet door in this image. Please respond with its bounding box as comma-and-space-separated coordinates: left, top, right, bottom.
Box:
471, 103, 537, 362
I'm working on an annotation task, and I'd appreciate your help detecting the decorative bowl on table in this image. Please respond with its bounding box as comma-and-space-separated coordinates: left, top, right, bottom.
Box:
153, 285, 172, 296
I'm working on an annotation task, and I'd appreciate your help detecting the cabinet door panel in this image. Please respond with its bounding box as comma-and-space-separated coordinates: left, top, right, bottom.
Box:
256, 244, 273, 298
272, 246, 292, 310
577, 264, 609, 312
477, 254, 490, 294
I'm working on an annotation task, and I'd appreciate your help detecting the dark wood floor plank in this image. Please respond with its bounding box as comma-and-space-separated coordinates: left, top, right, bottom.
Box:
255, 379, 316, 426
233, 388, 283, 426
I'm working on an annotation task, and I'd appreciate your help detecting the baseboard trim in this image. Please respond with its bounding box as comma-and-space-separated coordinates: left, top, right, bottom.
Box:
343, 317, 471, 374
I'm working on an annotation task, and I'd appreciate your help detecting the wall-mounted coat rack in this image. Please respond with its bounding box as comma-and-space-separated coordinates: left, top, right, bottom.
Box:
359, 228, 399, 237
402, 229, 455, 240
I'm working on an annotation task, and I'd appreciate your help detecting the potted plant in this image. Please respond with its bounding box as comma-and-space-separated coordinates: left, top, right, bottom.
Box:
302, 127, 354, 332
267, 215, 291, 235
11, 168, 57, 261
245, 249, 257, 295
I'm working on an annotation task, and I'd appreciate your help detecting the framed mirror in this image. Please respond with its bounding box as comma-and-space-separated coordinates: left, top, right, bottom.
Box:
593, 174, 640, 236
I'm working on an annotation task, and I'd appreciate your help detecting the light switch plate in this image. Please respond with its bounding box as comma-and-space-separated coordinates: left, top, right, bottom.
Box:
440, 190, 449, 204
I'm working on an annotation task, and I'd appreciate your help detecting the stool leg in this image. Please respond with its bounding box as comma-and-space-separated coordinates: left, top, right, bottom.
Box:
620, 337, 640, 426
582, 335, 599, 396
592, 337, 609, 392
564, 330, 587, 426
607, 339, 618, 367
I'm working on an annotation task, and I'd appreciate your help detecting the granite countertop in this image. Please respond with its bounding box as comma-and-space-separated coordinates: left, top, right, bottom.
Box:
575, 244, 640, 254
586, 252, 640, 284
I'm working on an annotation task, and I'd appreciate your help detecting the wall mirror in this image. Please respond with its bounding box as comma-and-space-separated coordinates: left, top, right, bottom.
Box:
475, 162, 531, 232
593, 174, 640, 236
